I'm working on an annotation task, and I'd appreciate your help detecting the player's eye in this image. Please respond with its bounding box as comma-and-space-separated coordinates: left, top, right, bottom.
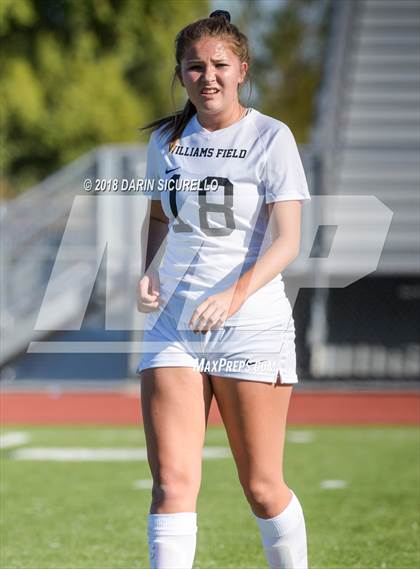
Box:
188, 64, 227, 70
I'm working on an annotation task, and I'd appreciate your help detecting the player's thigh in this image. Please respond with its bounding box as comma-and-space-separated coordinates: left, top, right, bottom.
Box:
209, 375, 293, 484
140, 366, 214, 483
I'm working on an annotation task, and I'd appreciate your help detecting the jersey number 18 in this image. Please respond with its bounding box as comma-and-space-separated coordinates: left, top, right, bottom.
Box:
169, 175, 236, 236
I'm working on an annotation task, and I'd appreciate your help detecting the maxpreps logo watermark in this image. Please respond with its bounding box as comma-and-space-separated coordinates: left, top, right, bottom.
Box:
27, 194, 393, 355
194, 358, 279, 374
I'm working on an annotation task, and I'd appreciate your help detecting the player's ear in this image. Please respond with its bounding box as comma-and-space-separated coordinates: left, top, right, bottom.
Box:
238, 61, 248, 85
175, 65, 185, 87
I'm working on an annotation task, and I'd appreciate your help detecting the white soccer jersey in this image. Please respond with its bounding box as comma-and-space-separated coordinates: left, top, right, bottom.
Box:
143, 107, 311, 329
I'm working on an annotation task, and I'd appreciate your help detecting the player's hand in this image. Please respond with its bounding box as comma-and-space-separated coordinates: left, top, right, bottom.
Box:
137, 270, 161, 313
189, 288, 239, 334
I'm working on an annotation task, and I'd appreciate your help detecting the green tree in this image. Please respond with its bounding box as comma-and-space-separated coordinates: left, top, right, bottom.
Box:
0, 0, 207, 197
250, 0, 332, 142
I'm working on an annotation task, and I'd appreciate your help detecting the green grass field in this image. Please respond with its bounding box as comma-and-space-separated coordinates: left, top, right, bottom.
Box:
0, 425, 418, 569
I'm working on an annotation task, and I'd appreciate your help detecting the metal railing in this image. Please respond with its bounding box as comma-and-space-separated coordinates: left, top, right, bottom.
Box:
0, 145, 148, 365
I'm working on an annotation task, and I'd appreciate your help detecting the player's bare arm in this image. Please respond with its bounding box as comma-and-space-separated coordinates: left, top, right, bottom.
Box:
137, 200, 168, 313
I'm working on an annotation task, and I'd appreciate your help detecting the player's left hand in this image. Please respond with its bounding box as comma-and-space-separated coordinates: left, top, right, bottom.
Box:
189, 288, 242, 334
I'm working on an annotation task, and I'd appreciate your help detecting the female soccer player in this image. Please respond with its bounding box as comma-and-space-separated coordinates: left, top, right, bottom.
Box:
136, 10, 311, 569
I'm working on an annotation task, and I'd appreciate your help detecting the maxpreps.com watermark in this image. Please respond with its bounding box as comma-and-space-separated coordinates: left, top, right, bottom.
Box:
83, 178, 219, 192
194, 358, 280, 374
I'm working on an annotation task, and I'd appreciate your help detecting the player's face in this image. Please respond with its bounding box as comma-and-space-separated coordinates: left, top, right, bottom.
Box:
178, 37, 247, 116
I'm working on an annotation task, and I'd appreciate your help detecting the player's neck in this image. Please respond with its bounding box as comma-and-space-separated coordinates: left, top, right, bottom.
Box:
196, 104, 247, 132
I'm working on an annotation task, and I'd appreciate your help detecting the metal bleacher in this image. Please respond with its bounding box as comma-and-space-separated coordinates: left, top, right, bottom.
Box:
313, 0, 419, 273
308, 0, 420, 379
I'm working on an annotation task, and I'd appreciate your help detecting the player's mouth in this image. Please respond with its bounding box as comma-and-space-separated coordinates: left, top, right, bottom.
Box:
200, 87, 220, 98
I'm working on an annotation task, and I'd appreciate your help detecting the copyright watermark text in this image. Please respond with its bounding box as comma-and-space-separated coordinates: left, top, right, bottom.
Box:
83, 178, 219, 193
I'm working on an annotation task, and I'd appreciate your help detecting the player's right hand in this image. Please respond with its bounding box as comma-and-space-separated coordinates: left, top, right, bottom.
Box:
137, 270, 161, 313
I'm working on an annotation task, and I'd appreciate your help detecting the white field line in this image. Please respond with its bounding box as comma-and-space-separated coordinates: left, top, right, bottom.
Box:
9, 446, 231, 462
287, 431, 315, 444
133, 479, 153, 490
320, 480, 349, 489
0, 432, 31, 449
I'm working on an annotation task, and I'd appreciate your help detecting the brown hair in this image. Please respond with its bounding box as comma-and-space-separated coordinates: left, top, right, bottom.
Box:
140, 10, 252, 150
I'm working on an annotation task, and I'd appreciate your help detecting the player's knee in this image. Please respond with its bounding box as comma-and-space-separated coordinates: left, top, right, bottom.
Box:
151, 469, 200, 506
242, 478, 287, 513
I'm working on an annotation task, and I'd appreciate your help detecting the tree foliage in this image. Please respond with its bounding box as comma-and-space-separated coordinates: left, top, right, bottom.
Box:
251, 0, 332, 142
0, 0, 330, 197
0, 0, 206, 196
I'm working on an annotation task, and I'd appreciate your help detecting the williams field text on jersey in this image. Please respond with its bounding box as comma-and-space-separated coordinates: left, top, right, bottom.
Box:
170, 145, 248, 159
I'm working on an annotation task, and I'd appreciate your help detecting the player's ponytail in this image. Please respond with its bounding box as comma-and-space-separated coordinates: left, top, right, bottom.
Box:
139, 10, 251, 150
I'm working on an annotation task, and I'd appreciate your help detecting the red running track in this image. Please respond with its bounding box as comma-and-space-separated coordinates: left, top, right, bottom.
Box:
0, 390, 419, 425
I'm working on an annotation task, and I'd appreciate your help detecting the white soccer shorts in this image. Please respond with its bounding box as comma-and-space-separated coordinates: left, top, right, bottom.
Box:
136, 298, 298, 386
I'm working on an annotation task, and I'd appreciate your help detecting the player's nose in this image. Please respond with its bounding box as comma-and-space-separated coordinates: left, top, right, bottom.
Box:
201, 66, 217, 82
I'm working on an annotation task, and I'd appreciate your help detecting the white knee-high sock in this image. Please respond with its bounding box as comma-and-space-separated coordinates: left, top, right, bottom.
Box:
253, 490, 308, 569
147, 512, 197, 569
